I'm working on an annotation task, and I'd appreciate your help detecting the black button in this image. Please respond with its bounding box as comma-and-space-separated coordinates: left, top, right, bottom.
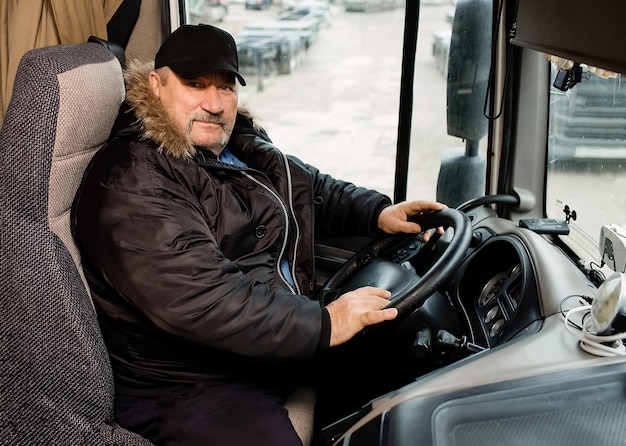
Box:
255, 225, 266, 238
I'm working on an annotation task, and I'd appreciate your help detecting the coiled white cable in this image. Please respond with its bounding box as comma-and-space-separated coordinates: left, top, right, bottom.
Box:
564, 305, 626, 357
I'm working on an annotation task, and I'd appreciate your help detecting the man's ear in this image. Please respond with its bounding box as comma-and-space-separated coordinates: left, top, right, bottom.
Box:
148, 71, 160, 98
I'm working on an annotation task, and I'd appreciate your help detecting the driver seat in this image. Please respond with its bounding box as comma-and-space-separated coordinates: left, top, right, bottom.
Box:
0, 39, 314, 445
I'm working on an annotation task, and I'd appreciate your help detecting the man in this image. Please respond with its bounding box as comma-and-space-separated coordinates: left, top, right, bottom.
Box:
72, 24, 445, 445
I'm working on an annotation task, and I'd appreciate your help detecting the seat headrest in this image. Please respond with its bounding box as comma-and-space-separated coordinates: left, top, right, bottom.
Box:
88, 35, 127, 68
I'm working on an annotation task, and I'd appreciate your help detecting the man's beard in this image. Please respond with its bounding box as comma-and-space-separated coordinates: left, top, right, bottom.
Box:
187, 112, 232, 155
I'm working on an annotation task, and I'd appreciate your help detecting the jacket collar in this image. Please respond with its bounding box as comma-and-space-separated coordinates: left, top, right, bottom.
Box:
124, 60, 195, 158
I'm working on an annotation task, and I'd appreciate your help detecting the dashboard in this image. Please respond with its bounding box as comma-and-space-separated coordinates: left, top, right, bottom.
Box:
320, 206, 624, 446
449, 229, 542, 348
384, 224, 544, 363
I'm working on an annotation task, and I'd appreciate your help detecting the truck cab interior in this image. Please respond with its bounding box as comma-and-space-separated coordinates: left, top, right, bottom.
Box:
2, 1, 626, 445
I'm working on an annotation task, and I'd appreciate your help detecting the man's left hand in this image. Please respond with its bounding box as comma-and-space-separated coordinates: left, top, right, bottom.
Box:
377, 200, 447, 239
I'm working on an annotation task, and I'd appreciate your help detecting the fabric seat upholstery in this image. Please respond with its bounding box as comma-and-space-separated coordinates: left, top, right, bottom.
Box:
0, 40, 315, 446
0, 41, 151, 445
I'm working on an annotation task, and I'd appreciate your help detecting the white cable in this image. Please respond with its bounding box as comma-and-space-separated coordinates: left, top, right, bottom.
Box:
564, 305, 626, 357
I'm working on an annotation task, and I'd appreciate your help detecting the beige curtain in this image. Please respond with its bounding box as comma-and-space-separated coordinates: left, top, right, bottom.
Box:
0, 0, 123, 123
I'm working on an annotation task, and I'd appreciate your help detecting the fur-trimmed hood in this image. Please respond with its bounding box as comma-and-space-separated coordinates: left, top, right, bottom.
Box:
122, 59, 264, 159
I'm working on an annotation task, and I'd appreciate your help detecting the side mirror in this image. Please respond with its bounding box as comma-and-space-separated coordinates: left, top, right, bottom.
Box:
446, 0, 492, 143
437, 0, 492, 208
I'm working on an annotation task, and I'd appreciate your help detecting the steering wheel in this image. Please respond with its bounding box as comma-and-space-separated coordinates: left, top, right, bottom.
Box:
317, 208, 473, 317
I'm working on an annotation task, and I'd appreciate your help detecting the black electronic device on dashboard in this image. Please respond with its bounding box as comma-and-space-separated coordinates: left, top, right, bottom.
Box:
519, 218, 570, 235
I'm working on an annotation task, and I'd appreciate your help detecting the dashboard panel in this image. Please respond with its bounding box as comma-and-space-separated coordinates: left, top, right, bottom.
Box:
319, 207, 618, 446
449, 231, 542, 348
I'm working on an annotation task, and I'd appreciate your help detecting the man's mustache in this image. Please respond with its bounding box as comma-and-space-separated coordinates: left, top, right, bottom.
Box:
186, 113, 227, 138
190, 113, 227, 127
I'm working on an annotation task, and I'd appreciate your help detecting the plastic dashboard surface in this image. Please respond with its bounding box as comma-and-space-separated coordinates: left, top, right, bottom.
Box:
447, 229, 542, 348
343, 363, 626, 446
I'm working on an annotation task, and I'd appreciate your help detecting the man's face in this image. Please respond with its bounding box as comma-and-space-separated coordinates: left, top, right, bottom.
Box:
149, 68, 238, 155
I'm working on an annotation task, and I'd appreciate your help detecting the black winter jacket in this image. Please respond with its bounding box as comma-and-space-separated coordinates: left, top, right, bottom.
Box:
71, 61, 392, 396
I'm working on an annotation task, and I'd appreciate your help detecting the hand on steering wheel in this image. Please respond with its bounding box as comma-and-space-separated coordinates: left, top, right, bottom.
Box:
318, 208, 473, 318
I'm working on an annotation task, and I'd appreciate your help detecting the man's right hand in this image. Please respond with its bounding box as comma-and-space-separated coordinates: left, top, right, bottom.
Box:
325, 287, 398, 347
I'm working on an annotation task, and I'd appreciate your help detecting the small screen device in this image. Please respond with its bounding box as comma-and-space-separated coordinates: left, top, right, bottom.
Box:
519, 218, 570, 235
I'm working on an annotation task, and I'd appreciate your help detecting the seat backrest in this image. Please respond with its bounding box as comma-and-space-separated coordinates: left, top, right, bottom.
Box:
0, 41, 153, 446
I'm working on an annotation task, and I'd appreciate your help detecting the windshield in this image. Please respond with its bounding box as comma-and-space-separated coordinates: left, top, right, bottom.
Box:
182, 0, 464, 202
547, 63, 626, 273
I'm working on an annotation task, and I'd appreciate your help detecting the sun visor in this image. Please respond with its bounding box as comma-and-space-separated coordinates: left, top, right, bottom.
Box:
510, 0, 626, 75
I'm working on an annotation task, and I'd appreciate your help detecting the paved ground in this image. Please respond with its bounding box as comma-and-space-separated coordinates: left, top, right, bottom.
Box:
216, 2, 459, 201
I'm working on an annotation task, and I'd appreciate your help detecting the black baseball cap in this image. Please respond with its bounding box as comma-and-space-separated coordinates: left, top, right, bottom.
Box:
155, 24, 246, 86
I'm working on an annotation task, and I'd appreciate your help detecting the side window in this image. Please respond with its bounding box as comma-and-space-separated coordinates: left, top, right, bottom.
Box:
547, 63, 626, 271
